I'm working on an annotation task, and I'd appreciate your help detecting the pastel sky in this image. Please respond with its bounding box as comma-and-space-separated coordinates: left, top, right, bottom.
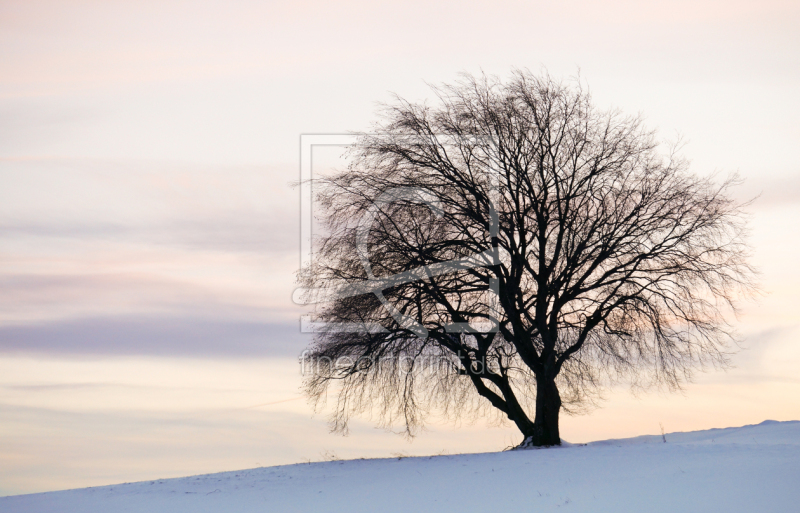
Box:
1, 0, 799, 495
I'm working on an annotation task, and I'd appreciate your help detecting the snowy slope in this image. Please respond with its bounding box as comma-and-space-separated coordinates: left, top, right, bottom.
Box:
2, 420, 798, 513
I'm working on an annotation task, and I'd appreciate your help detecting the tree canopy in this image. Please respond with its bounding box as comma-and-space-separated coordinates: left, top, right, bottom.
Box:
297, 71, 755, 446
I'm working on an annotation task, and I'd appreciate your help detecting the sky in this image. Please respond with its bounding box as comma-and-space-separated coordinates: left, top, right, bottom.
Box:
1, 0, 799, 496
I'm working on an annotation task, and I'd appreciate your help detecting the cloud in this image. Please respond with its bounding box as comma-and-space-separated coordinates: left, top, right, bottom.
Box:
0, 157, 300, 252
0, 217, 298, 254
0, 316, 312, 357
730, 173, 800, 208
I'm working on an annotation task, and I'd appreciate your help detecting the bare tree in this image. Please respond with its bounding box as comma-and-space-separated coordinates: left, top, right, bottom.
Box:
297, 71, 755, 447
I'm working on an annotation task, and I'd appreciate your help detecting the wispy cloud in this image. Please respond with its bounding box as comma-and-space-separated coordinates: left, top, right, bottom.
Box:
0, 157, 304, 327
0, 217, 297, 253
0, 316, 310, 357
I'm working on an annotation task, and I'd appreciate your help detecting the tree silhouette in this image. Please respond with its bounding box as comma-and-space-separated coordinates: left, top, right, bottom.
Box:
297, 71, 755, 446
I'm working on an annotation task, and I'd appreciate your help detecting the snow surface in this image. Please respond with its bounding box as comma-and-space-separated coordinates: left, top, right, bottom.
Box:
2, 420, 798, 512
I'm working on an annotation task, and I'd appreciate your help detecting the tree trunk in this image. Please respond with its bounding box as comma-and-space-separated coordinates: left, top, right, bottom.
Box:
523, 374, 562, 446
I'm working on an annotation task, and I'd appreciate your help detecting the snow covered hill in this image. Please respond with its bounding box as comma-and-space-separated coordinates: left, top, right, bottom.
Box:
2, 420, 799, 513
